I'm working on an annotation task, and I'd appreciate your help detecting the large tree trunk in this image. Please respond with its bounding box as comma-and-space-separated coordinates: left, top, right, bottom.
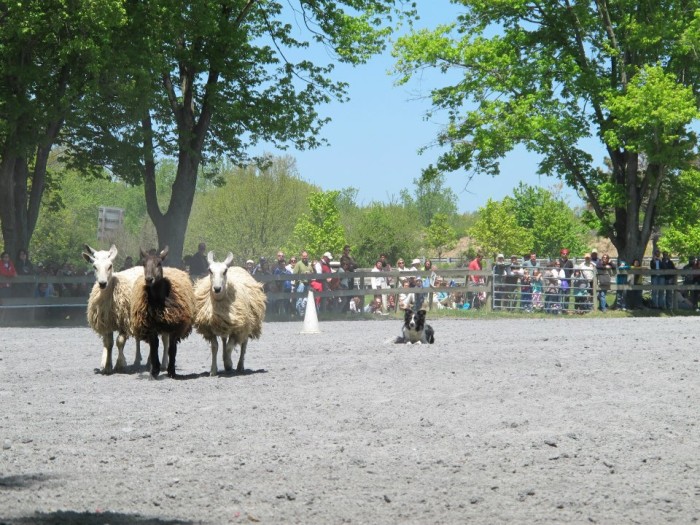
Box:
0, 119, 62, 259
607, 150, 659, 263
141, 115, 201, 268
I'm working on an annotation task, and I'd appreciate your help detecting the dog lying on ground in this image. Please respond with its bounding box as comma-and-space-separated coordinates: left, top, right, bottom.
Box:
395, 308, 435, 344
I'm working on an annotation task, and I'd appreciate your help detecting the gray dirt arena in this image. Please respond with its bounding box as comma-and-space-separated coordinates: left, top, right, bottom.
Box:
0, 317, 698, 525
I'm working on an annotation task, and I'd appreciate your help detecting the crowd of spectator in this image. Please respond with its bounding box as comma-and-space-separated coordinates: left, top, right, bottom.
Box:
485, 247, 700, 314
0, 249, 92, 300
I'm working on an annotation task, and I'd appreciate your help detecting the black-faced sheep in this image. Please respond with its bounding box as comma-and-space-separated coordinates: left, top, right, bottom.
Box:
83, 244, 146, 373
130, 246, 195, 378
193, 252, 266, 376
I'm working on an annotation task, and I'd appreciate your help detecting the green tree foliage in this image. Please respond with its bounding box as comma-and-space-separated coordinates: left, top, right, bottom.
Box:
63, 0, 417, 265
289, 191, 346, 260
657, 169, 700, 257
0, 0, 126, 258
186, 156, 314, 263
468, 199, 533, 259
510, 184, 588, 258
393, 1, 700, 263
400, 171, 458, 227
425, 213, 457, 260
350, 203, 422, 267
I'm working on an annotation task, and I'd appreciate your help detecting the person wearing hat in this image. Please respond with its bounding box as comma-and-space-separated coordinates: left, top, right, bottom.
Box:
292, 251, 312, 316
492, 254, 507, 310
245, 259, 255, 274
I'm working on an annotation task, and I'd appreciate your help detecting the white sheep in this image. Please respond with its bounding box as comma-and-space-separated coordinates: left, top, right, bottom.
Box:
193, 252, 266, 376
83, 244, 169, 374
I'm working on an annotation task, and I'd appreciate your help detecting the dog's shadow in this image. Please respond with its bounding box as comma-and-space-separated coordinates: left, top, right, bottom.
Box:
6, 510, 192, 524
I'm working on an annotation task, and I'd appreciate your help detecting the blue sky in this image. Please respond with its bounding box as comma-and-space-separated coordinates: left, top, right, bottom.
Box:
255, 1, 589, 214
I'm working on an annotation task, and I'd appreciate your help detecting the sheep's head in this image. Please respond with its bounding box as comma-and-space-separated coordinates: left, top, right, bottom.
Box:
83, 244, 118, 289
141, 246, 168, 287
207, 251, 234, 298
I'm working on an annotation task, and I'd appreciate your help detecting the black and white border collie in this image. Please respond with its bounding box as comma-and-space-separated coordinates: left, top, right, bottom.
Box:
396, 308, 435, 344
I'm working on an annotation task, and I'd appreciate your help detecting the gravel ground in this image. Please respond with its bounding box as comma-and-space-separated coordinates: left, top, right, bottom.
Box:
0, 317, 698, 524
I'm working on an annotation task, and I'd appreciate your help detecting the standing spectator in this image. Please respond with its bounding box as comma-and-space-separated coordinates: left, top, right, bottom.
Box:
519, 268, 532, 312
572, 269, 590, 311
649, 249, 663, 308
613, 258, 629, 311
596, 253, 616, 312
292, 250, 312, 316
273, 258, 293, 315
286, 256, 297, 274
492, 254, 507, 310
317, 252, 334, 311
370, 259, 387, 309
276, 250, 285, 266
189, 242, 208, 278
0, 251, 17, 299
252, 256, 269, 276
531, 268, 544, 311
577, 253, 596, 308
14, 248, 34, 297
629, 258, 644, 310
468, 253, 485, 308
558, 249, 574, 311
522, 251, 539, 270
253, 257, 273, 296
590, 249, 600, 267
661, 251, 676, 310
245, 259, 255, 274
339, 245, 358, 272
504, 255, 521, 310
544, 261, 562, 314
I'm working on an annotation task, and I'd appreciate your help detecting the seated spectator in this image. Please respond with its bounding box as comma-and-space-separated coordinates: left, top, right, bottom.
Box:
348, 296, 362, 314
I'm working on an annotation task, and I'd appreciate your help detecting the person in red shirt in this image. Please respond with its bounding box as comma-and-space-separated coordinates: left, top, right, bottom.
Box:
468, 253, 484, 308
0, 251, 17, 299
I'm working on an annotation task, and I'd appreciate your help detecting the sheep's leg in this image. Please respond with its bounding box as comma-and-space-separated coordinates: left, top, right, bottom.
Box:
209, 337, 219, 376
114, 332, 128, 371
166, 338, 177, 379
236, 339, 247, 372
161, 334, 170, 371
148, 334, 160, 378
101, 332, 115, 374
134, 339, 142, 366
223, 337, 235, 372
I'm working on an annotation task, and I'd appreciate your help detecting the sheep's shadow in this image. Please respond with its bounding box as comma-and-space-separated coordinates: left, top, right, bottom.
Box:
4, 510, 192, 524
92, 363, 153, 376
210, 368, 268, 379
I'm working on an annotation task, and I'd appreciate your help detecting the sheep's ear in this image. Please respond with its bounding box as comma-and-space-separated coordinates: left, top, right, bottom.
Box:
224, 252, 234, 267
84, 244, 96, 256
108, 244, 118, 262
140, 248, 148, 260
207, 251, 215, 264
82, 251, 94, 263
160, 246, 169, 260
